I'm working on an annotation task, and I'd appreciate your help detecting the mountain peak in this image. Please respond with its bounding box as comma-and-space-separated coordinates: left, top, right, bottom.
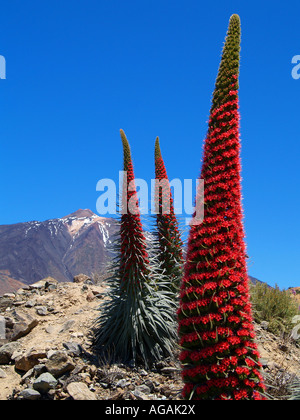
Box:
0, 210, 118, 294
62, 209, 96, 219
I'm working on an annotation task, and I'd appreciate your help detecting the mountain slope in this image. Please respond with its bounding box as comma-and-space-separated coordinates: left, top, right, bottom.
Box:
0, 210, 117, 294
0, 210, 272, 296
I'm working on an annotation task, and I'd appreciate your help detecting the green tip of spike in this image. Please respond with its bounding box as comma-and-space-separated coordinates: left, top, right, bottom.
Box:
155, 136, 162, 160
120, 129, 132, 172
211, 13, 241, 112
230, 14, 240, 23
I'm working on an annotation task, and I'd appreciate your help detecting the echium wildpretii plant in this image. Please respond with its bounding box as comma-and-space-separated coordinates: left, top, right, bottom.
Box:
154, 137, 184, 293
93, 129, 177, 367
178, 15, 266, 400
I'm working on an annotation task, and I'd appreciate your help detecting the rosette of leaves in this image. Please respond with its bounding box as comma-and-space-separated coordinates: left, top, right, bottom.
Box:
93, 130, 177, 367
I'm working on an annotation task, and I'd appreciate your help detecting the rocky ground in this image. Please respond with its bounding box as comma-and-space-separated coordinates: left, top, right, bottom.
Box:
0, 276, 299, 400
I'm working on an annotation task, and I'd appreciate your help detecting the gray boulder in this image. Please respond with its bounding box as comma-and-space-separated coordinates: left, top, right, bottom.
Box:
45, 350, 75, 377
33, 372, 58, 394
0, 316, 5, 340
18, 388, 41, 400
0, 342, 20, 364
10, 310, 38, 341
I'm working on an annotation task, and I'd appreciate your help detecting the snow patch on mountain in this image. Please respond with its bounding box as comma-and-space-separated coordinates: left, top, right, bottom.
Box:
97, 222, 110, 245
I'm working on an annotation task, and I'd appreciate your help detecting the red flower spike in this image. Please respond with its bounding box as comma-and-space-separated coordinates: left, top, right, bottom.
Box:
154, 137, 183, 291
119, 129, 150, 292
178, 15, 266, 400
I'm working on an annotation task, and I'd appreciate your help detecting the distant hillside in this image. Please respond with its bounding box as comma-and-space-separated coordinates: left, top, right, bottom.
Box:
289, 287, 300, 306
0, 210, 272, 296
0, 210, 118, 295
248, 275, 266, 286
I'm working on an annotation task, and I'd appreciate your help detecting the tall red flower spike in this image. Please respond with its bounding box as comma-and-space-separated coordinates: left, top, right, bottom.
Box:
178, 15, 266, 400
120, 129, 149, 291
154, 137, 184, 291
94, 130, 177, 367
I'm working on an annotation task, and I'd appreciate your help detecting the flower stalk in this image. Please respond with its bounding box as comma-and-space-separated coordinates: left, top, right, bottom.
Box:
178, 14, 266, 400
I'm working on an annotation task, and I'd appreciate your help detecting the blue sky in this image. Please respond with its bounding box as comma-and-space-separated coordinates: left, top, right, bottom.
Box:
0, 0, 299, 289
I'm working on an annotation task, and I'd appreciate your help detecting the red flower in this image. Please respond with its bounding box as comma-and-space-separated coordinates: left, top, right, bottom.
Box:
178, 15, 265, 400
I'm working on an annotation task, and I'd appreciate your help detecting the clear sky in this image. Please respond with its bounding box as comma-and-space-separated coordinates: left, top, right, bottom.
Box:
0, 0, 299, 289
